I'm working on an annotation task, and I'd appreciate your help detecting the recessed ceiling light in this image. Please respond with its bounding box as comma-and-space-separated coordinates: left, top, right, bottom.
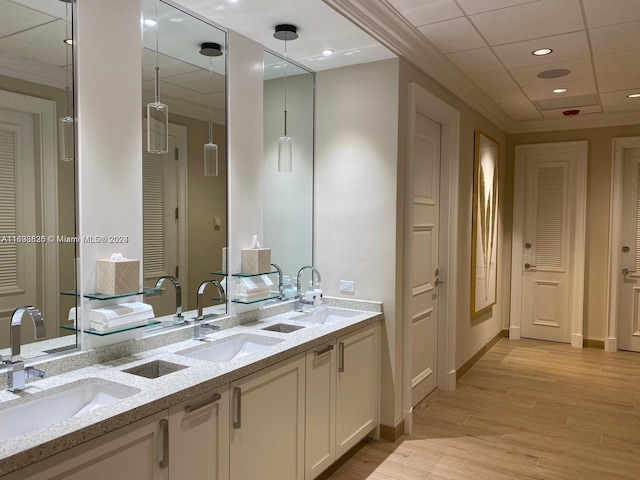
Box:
143, 18, 157, 26
322, 49, 334, 56
532, 48, 553, 56
553, 88, 568, 93
628, 93, 640, 98
63, 38, 73, 45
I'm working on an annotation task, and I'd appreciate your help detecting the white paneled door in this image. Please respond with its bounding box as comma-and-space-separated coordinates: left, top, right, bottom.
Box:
511, 142, 587, 346
617, 147, 640, 352
409, 112, 440, 406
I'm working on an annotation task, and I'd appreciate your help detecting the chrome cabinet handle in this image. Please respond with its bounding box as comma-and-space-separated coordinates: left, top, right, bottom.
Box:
622, 268, 637, 275
338, 342, 345, 373
185, 392, 221, 413
314, 344, 334, 357
159, 418, 169, 469
233, 387, 241, 429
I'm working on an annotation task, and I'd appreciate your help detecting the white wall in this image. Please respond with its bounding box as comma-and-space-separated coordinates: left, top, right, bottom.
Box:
315, 58, 400, 427
76, 0, 143, 341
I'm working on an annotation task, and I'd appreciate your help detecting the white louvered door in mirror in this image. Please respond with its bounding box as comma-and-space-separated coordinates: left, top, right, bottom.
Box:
512, 141, 587, 346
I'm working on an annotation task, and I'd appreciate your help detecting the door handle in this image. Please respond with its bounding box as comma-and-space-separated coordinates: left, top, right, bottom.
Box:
524, 263, 537, 269
622, 268, 637, 275
314, 344, 334, 357
185, 392, 221, 413
159, 418, 169, 469
338, 342, 345, 373
233, 387, 241, 429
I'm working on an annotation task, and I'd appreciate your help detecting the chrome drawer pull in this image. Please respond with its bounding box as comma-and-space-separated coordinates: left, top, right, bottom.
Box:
314, 344, 334, 357
185, 392, 222, 413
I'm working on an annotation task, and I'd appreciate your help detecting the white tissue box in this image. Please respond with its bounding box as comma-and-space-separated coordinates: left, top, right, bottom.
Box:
96, 258, 140, 295
241, 248, 271, 274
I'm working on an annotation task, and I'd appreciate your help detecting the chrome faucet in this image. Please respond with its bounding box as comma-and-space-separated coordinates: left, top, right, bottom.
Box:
155, 275, 184, 325
271, 263, 284, 300
295, 266, 321, 311
195, 280, 226, 340
3, 306, 46, 392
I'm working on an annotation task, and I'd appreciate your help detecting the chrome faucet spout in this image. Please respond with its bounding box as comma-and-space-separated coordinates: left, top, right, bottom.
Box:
155, 275, 184, 324
195, 280, 226, 340
296, 266, 321, 298
5, 306, 46, 392
271, 263, 284, 299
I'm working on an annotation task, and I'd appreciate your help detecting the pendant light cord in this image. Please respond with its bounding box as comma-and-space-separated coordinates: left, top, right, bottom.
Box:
64, 1, 70, 118
283, 35, 288, 136
154, 0, 160, 105
209, 56, 214, 143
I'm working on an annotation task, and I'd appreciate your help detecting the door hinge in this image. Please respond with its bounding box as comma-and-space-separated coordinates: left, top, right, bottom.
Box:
174, 147, 179, 161
175, 207, 179, 220
175, 265, 179, 278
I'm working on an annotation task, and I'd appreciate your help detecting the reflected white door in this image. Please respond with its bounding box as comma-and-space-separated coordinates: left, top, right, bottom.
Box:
409, 112, 439, 406
512, 142, 587, 345
617, 148, 640, 351
0, 108, 37, 347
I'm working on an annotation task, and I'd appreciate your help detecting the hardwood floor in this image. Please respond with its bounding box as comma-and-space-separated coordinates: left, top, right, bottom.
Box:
328, 338, 640, 480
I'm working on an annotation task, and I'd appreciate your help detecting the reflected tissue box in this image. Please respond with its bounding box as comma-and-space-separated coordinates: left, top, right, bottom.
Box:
241, 248, 271, 275
96, 256, 140, 295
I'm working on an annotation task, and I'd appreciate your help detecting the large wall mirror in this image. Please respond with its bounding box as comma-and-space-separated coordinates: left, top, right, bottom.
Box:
141, 0, 227, 322
263, 52, 314, 288
0, 0, 77, 356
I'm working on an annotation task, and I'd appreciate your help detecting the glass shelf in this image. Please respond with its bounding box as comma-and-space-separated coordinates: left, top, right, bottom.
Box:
60, 288, 162, 301
61, 320, 161, 337
231, 294, 281, 305
210, 271, 227, 276
231, 270, 279, 278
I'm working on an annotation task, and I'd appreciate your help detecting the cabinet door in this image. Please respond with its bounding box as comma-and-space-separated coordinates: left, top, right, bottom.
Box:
169, 385, 230, 480
230, 354, 305, 480
4, 411, 169, 480
336, 324, 379, 457
305, 342, 337, 480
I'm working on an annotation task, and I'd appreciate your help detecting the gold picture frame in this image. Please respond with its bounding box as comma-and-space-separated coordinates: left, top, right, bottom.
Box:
471, 131, 499, 317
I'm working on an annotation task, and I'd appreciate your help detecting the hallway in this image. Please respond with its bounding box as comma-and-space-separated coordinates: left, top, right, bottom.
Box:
328, 338, 640, 479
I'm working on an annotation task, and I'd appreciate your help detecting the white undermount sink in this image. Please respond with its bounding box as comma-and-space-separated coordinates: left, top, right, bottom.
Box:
0, 379, 140, 441
179, 334, 284, 363
292, 308, 360, 325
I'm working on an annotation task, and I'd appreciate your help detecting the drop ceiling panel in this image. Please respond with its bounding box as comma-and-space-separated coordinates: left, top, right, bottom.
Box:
142, 50, 202, 81
510, 58, 594, 87
601, 91, 640, 112
470, 0, 584, 46
446, 47, 504, 74
497, 98, 543, 120
590, 21, 640, 56
0, 1, 55, 37
541, 104, 602, 119
418, 17, 486, 54
180, 92, 226, 110
522, 78, 597, 101
472, 70, 519, 90
8, 0, 67, 20
534, 93, 598, 110
143, 79, 201, 99
598, 72, 640, 94
582, 0, 640, 28
163, 70, 226, 94
492, 31, 591, 70
388, 0, 463, 27
0, 19, 68, 67
486, 88, 531, 104
593, 51, 640, 76
455, 0, 539, 16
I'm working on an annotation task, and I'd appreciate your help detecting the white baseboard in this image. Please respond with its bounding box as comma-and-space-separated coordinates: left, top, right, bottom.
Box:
605, 337, 617, 352
571, 333, 584, 348
509, 325, 521, 340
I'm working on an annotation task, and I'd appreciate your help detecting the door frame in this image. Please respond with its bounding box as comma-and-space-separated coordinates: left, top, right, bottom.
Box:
509, 141, 588, 347
402, 82, 460, 433
605, 136, 640, 352
0, 90, 59, 338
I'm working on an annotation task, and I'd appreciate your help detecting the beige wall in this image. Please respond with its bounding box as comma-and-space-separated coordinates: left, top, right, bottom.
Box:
398, 59, 511, 371
315, 58, 400, 427
169, 113, 227, 311
508, 124, 640, 341
0, 74, 76, 335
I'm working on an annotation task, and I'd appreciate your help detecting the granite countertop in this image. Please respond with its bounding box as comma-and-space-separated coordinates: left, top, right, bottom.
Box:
0, 300, 382, 476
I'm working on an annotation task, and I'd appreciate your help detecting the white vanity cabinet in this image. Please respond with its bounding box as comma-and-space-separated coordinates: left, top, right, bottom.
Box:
229, 354, 306, 480
3, 410, 169, 480
305, 342, 337, 479
168, 385, 230, 480
335, 324, 379, 457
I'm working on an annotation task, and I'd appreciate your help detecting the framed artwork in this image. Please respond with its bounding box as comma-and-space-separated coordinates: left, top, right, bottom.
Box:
471, 131, 499, 316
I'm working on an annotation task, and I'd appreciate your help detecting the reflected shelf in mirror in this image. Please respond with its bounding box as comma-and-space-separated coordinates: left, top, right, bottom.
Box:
60, 321, 162, 337
231, 294, 282, 305
60, 288, 162, 301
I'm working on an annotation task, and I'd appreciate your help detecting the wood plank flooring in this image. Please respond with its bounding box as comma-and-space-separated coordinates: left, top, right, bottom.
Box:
328, 338, 640, 480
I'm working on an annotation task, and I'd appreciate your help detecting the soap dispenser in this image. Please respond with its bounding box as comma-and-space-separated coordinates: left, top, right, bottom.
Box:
283, 276, 296, 299
313, 280, 323, 307
304, 280, 317, 304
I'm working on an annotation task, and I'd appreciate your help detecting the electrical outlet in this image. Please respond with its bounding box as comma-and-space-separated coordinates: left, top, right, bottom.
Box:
340, 280, 355, 293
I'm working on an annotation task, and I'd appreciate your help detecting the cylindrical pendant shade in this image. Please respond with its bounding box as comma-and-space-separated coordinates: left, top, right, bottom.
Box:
204, 142, 219, 176
278, 136, 292, 173
147, 101, 169, 154
58, 116, 74, 162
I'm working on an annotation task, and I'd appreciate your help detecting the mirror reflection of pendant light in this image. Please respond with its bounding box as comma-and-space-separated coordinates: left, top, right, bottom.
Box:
59, 0, 73, 162
199, 42, 223, 176
147, 0, 168, 154
273, 24, 298, 173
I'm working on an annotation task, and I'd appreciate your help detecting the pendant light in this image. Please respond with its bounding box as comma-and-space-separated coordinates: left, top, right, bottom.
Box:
59, 0, 73, 162
147, 0, 168, 154
199, 42, 223, 176
273, 24, 298, 173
